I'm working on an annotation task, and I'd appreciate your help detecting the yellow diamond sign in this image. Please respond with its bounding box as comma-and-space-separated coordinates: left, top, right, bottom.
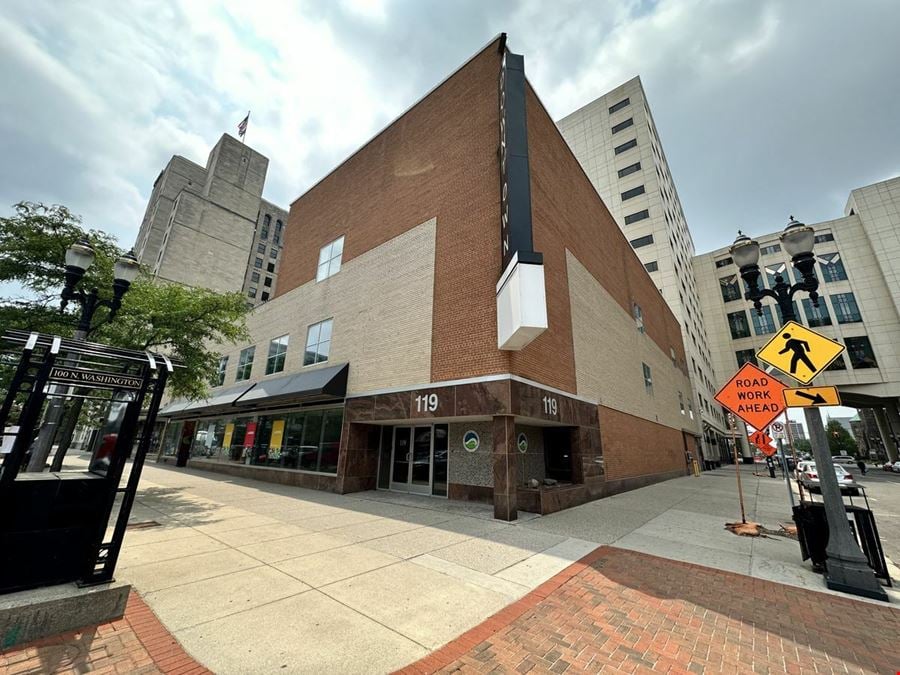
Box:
756, 320, 845, 385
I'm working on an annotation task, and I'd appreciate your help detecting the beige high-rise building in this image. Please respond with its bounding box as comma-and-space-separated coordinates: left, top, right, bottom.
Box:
134, 133, 288, 305
693, 176, 900, 462
558, 76, 728, 465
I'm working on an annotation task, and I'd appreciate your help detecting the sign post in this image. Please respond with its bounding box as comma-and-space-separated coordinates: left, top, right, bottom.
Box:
727, 413, 746, 524
770, 421, 795, 508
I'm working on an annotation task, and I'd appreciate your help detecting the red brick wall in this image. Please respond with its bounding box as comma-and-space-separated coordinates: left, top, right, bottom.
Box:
275, 38, 688, 398
599, 405, 687, 480
275, 38, 511, 383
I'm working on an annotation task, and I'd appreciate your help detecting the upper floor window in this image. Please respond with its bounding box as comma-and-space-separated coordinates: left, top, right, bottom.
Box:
773, 300, 800, 326
260, 214, 271, 239
618, 162, 641, 178
801, 298, 831, 327
644, 260, 659, 273
818, 253, 847, 282
254, 257, 263, 269
247, 287, 257, 299
263, 276, 272, 287
317, 236, 345, 282
715, 257, 733, 268
760, 243, 781, 255
719, 275, 741, 302
831, 292, 861, 323
267, 262, 275, 273
614, 138, 638, 155
304, 318, 333, 366
621, 185, 645, 201
257, 243, 266, 253
266, 334, 289, 375
814, 232, 834, 243
642, 363, 653, 394
270, 248, 277, 259
678, 391, 685, 415
727, 310, 751, 339
611, 117, 634, 134
752, 306, 777, 335
735, 349, 757, 367
236, 346, 255, 381
608, 97, 630, 114
624, 209, 650, 225
250, 271, 260, 283
273, 219, 284, 245
845, 336, 877, 369
633, 303, 644, 333
630, 234, 653, 248
260, 291, 269, 302
214, 356, 228, 386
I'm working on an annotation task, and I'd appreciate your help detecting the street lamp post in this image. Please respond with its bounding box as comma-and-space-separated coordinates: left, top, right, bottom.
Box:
730, 217, 886, 600
26, 240, 140, 472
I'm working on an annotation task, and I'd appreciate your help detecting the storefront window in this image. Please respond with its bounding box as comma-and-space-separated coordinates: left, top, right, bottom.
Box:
433, 424, 448, 496
190, 419, 227, 459
300, 411, 324, 471
161, 421, 183, 456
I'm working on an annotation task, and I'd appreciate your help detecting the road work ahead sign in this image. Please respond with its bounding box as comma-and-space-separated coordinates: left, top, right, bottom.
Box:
714, 362, 787, 431
756, 320, 845, 384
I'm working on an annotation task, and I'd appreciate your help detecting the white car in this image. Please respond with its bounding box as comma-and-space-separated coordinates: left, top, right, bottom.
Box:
798, 464, 860, 495
893, 461, 900, 473
831, 455, 857, 466
795, 460, 815, 480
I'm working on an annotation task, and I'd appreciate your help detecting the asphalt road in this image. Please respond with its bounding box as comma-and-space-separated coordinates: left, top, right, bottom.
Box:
854, 466, 900, 568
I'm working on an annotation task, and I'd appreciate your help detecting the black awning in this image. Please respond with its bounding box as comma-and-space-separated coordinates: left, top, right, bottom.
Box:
159, 363, 349, 417
158, 382, 256, 416
233, 363, 348, 407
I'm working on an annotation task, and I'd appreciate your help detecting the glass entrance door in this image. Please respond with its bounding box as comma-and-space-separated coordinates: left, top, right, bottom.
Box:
390, 426, 432, 495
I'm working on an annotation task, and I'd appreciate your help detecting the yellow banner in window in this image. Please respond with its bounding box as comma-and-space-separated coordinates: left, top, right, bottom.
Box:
223, 423, 234, 448
270, 419, 285, 450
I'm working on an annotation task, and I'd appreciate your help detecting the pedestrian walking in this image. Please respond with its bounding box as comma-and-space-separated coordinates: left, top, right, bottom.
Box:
856, 457, 867, 475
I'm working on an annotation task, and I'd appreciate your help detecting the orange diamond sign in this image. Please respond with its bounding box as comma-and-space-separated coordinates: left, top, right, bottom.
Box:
715, 363, 787, 431
749, 430, 772, 449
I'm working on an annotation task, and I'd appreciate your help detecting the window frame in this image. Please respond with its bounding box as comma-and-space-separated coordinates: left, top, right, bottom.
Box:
304, 318, 333, 366
621, 185, 646, 201
265, 334, 290, 375
630, 234, 654, 248
316, 236, 345, 282
236, 346, 255, 382
624, 209, 650, 225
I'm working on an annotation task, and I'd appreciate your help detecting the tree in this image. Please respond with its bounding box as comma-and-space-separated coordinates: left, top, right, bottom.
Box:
792, 438, 812, 455
0, 202, 250, 400
826, 419, 858, 457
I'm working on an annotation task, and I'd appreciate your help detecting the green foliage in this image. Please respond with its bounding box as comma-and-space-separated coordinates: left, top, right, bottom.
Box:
826, 419, 858, 457
1, 202, 250, 399
792, 438, 812, 455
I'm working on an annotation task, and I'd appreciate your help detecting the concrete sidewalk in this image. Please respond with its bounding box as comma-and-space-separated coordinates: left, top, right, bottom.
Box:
113, 461, 896, 673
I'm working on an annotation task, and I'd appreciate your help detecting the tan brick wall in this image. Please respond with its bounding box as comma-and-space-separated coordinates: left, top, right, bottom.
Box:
599, 406, 687, 480
215, 218, 436, 395
567, 251, 694, 431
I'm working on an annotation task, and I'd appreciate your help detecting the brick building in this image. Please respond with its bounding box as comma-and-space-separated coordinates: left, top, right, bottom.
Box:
157, 35, 699, 520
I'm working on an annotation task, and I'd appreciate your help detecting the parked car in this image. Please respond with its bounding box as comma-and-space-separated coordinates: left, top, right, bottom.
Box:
795, 460, 815, 480
893, 461, 900, 473
798, 464, 860, 496
884, 462, 895, 471
832, 455, 857, 466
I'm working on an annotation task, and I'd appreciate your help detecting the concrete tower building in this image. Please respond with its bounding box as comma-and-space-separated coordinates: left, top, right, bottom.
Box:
134, 134, 288, 304
557, 77, 728, 464
693, 176, 900, 463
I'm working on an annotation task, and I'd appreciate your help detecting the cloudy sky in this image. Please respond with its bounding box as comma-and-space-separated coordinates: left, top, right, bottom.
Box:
2, 0, 898, 256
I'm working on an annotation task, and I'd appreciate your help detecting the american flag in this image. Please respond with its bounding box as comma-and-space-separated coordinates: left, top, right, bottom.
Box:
238, 112, 250, 138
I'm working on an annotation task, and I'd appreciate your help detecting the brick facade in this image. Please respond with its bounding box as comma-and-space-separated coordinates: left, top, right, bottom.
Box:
598, 405, 688, 481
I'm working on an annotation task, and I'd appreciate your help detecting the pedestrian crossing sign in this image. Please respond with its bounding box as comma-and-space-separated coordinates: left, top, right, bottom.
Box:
755, 320, 845, 385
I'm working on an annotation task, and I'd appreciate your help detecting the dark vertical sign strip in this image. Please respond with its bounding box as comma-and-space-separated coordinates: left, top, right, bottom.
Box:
499, 47, 542, 273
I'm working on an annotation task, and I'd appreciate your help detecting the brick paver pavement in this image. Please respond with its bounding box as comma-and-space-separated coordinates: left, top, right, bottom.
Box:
398, 546, 900, 675
0, 591, 210, 675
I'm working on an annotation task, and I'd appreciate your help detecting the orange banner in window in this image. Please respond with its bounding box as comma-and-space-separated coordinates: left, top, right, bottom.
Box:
270, 419, 285, 450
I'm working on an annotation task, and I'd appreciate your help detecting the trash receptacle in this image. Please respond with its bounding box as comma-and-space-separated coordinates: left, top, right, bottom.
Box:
792, 502, 891, 585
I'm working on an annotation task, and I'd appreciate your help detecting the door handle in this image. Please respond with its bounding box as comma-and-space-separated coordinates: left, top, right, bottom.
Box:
406, 452, 410, 462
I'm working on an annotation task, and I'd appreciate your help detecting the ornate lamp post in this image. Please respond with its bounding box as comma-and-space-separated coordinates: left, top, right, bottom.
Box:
730, 218, 886, 600
60, 239, 140, 339
27, 240, 140, 471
